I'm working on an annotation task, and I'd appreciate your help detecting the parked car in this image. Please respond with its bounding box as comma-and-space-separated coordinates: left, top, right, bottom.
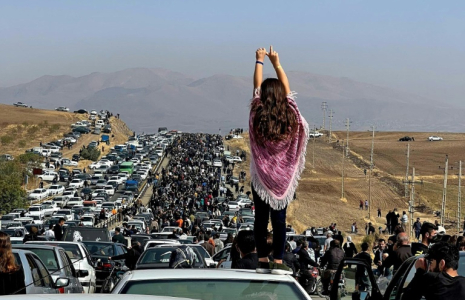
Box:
26, 241, 97, 293
111, 269, 310, 299
61, 159, 78, 167
37, 171, 58, 182
13, 102, 29, 107
11, 249, 70, 294
13, 244, 84, 293
82, 241, 126, 290
73, 126, 91, 134
55, 107, 70, 112
47, 185, 65, 196
69, 179, 84, 188
72, 154, 80, 162
399, 136, 414, 142
428, 136, 443, 141
74, 109, 88, 114
28, 189, 50, 201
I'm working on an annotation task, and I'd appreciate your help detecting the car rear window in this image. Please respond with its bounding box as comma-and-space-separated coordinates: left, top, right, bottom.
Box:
26, 249, 59, 271
120, 279, 306, 300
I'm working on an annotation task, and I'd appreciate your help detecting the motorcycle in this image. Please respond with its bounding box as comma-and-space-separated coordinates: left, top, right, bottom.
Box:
298, 266, 320, 295
100, 261, 129, 293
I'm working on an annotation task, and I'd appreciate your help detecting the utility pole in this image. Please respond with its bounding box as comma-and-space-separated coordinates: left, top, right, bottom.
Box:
321, 102, 328, 130
341, 143, 345, 199
402, 169, 423, 238
409, 168, 416, 238
312, 125, 316, 169
405, 144, 410, 200
457, 161, 462, 233
345, 118, 351, 157
368, 126, 375, 220
328, 109, 334, 143
441, 155, 449, 226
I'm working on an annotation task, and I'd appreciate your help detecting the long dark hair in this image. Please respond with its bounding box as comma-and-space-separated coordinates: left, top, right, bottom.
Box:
0, 232, 19, 273
251, 78, 298, 145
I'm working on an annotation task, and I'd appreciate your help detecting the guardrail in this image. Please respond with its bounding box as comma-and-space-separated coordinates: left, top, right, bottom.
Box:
94, 153, 167, 229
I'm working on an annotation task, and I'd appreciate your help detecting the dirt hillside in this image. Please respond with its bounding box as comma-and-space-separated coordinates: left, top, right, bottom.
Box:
225, 130, 465, 239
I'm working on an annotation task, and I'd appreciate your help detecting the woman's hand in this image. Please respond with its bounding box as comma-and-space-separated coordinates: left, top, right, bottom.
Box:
266, 45, 280, 68
256, 48, 267, 62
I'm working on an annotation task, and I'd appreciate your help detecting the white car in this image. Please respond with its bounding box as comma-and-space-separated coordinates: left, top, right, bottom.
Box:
117, 173, 129, 182
55, 106, 70, 112
308, 131, 324, 138
213, 160, 223, 167
226, 156, 242, 163
26, 206, 45, 219
67, 197, 83, 207
69, 179, 84, 188
54, 209, 73, 221
98, 159, 113, 167
109, 176, 124, 184
88, 162, 102, 169
47, 184, 65, 196
428, 136, 443, 141
236, 198, 253, 208
37, 171, 58, 181
81, 214, 95, 227
227, 201, 240, 211
62, 190, 75, 198
28, 188, 49, 201
135, 171, 148, 180
63, 137, 77, 143
103, 185, 115, 196
91, 189, 106, 198
61, 158, 78, 166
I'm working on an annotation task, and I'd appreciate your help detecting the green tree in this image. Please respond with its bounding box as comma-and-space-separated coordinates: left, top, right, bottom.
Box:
0, 161, 27, 214
80, 148, 101, 161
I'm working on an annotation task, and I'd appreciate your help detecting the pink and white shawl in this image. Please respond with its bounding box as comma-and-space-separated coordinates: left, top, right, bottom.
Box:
249, 91, 309, 210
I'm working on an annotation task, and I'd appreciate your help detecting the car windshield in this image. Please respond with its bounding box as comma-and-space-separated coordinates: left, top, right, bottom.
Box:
120, 279, 306, 300
33, 189, 43, 193
29, 207, 40, 211
1, 216, 14, 220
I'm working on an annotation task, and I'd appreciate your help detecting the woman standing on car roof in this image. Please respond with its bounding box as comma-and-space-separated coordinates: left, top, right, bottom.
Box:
250, 46, 309, 275
0, 232, 26, 295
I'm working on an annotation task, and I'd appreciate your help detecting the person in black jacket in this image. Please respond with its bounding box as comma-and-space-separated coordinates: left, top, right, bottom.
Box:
403, 242, 465, 300
53, 218, 65, 241
354, 242, 373, 293
109, 242, 142, 270
283, 243, 300, 277
297, 241, 318, 294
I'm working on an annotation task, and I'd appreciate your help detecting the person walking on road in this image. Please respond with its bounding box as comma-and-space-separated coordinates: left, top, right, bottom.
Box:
250, 46, 309, 275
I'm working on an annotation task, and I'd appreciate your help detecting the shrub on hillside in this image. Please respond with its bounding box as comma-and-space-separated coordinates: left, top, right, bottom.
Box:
0, 135, 14, 145
27, 125, 39, 136
81, 148, 101, 161
18, 140, 27, 148
49, 124, 61, 134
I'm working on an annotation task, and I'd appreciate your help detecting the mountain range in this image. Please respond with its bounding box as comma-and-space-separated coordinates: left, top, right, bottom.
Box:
0, 67, 463, 133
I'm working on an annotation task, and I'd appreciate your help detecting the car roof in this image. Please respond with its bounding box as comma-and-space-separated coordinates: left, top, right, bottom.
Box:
124, 269, 295, 282
0, 295, 193, 300
13, 244, 61, 251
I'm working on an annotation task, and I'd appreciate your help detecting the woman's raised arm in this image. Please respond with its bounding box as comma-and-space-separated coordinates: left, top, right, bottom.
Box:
267, 45, 290, 95
254, 48, 267, 96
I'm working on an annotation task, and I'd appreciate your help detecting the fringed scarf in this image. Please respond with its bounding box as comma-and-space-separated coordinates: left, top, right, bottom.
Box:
249, 92, 309, 210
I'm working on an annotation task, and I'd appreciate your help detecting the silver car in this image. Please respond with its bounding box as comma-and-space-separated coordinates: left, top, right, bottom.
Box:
26, 241, 97, 293
13, 245, 83, 293
12, 249, 69, 294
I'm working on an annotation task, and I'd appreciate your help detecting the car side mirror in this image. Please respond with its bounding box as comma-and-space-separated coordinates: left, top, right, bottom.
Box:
55, 277, 70, 288
77, 270, 89, 277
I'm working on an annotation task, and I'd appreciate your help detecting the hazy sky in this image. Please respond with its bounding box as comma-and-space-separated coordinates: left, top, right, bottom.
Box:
1, 1, 464, 104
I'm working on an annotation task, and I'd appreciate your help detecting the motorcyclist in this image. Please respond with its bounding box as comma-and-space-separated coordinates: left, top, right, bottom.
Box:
320, 239, 345, 295
298, 241, 319, 294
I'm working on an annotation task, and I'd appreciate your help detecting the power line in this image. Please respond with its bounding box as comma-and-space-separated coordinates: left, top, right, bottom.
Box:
328, 109, 334, 143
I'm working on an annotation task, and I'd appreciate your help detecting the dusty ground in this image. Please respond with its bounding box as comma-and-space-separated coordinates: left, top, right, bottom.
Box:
225, 130, 464, 243
0, 104, 133, 189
